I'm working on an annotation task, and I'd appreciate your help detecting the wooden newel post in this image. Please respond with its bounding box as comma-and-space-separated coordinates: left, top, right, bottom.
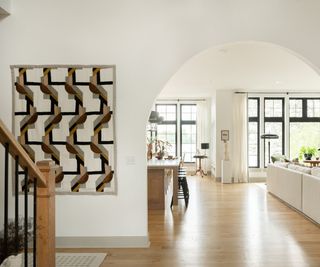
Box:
36, 160, 56, 267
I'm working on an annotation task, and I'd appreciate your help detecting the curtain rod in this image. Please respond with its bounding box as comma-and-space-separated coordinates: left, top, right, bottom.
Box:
235, 91, 320, 95
156, 98, 207, 102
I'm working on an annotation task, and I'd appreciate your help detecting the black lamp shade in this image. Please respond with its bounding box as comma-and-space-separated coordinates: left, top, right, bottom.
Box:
148, 111, 158, 123
149, 111, 161, 123
201, 143, 209, 149
260, 134, 279, 140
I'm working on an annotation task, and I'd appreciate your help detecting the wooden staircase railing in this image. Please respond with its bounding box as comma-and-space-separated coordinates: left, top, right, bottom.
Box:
0, 119, 55, 267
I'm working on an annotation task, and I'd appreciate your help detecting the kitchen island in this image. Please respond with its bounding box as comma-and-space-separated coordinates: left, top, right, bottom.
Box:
147, 159, 180, 210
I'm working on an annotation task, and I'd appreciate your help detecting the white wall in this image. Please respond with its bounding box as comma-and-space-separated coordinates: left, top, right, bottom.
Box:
2, 0, 320, 244
210, 92, 216, 176
214, 90, 234, 178
0, 0, 11, 14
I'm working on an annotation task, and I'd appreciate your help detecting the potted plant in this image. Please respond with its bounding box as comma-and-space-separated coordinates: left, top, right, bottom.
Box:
154, 140, 172, 160
0, 218, 33, 266
299, 146, 317, 160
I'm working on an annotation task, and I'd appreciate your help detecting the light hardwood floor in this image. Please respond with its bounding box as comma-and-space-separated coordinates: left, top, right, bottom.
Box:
59, 176, 320, 266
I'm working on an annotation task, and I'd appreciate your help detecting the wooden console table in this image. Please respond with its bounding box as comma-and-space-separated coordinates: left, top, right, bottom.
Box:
303, 160, 320, 167
147, 159, 179, 210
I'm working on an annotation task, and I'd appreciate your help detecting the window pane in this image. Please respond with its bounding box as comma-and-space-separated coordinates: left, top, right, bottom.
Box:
289, 99, 303, 117
181, 104, 197, 121
167, 125, 175, 134
248, 122, 258, 167
182, 113, 192, 121
184, 153, 193, 163
156, 104, 176, 121
156, 124, 176, 156
248, 99, 258, 117
166, 134, 175, 144
167, 105, 175, 113
166, 113, 176, 121
290, 122, 320, 160
307, 99, 320, 117
169, 145, 176, 156
264, 122, 283, 165
181, 124, 196, 162
191, 112, 197, 121
182, 105, 192, 113
265, 99, 283, 117
157, 105, 165, 112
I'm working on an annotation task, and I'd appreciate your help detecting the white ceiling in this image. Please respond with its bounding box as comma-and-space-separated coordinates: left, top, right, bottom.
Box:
159, 41, 320, 98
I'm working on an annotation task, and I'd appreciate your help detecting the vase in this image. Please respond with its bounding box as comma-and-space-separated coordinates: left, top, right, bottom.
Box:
0, 254, 23, 267
304, 153, 312, 160
156, 151, 164, 160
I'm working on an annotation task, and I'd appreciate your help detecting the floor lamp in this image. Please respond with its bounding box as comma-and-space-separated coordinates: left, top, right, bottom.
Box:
260, 134, 279, 164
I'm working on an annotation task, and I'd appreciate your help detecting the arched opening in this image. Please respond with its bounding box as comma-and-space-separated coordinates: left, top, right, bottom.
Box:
145, 40, 320, 231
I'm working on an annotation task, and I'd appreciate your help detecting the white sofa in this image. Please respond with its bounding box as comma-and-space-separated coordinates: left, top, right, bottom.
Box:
302, 173, 320, 223
267, 163, 320, 224
267, 164, 303, 211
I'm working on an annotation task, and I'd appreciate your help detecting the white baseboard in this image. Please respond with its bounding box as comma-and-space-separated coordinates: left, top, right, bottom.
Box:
249, 177, 266, 182
56, 235, 150, 248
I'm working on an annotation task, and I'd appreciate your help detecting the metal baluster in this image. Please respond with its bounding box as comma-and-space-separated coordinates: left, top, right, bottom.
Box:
4, 143, 9, 259
24, 168, 28, 267
15, 155, 19, 253
33, 179, 37, 267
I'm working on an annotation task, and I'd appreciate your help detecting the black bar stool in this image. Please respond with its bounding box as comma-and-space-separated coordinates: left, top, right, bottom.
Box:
171, 155, 189, 208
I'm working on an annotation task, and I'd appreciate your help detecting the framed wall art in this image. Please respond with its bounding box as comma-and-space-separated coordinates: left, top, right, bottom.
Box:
11, 65, 117, 194
221, 130, 229, 142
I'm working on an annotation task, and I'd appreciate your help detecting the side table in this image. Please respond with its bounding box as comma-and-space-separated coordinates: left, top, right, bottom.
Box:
192, 155, 208, 177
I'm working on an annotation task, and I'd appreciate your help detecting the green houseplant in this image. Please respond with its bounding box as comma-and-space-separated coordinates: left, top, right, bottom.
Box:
0, 218, 33, 264
299, 146, 317, 160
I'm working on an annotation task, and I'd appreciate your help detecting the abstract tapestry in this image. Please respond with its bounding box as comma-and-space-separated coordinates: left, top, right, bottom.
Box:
11, 65, 116, 194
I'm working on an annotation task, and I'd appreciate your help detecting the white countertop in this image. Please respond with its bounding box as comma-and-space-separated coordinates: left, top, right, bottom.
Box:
147, 159, 180, 168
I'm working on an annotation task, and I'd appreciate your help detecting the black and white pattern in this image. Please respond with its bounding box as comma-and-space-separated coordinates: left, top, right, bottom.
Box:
11, 65, 116, 194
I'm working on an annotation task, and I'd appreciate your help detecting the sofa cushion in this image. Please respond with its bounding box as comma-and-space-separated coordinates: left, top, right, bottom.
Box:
311, 167, 320, 178
271, 154, 290, 163
288, 164, 311, 174
274, 161, 289, 168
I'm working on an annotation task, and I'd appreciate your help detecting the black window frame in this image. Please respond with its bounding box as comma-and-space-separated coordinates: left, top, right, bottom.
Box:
180, 104, 197, 163
248, 97, 260, 168
289, 98, 303, 118
264, 97, 285, 167
289, 97, 320, 159
155, 104, 178, 156
290, 98, 320, 122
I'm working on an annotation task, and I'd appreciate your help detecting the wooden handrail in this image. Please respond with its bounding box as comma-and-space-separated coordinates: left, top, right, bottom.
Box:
0, 119, 47, 187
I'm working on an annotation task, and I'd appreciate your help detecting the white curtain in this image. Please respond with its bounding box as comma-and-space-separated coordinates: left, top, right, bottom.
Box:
232, 93, 248, 183
196, 100, 210, 171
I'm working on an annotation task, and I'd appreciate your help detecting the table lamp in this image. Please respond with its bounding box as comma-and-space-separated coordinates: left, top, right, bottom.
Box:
201, 143, 209, 156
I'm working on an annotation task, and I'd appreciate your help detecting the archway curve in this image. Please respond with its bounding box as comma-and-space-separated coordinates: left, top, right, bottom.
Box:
146, 40, 320, 118
160, 40, 320, 98
146, 41, 320, 160
145, 39, 320, 210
